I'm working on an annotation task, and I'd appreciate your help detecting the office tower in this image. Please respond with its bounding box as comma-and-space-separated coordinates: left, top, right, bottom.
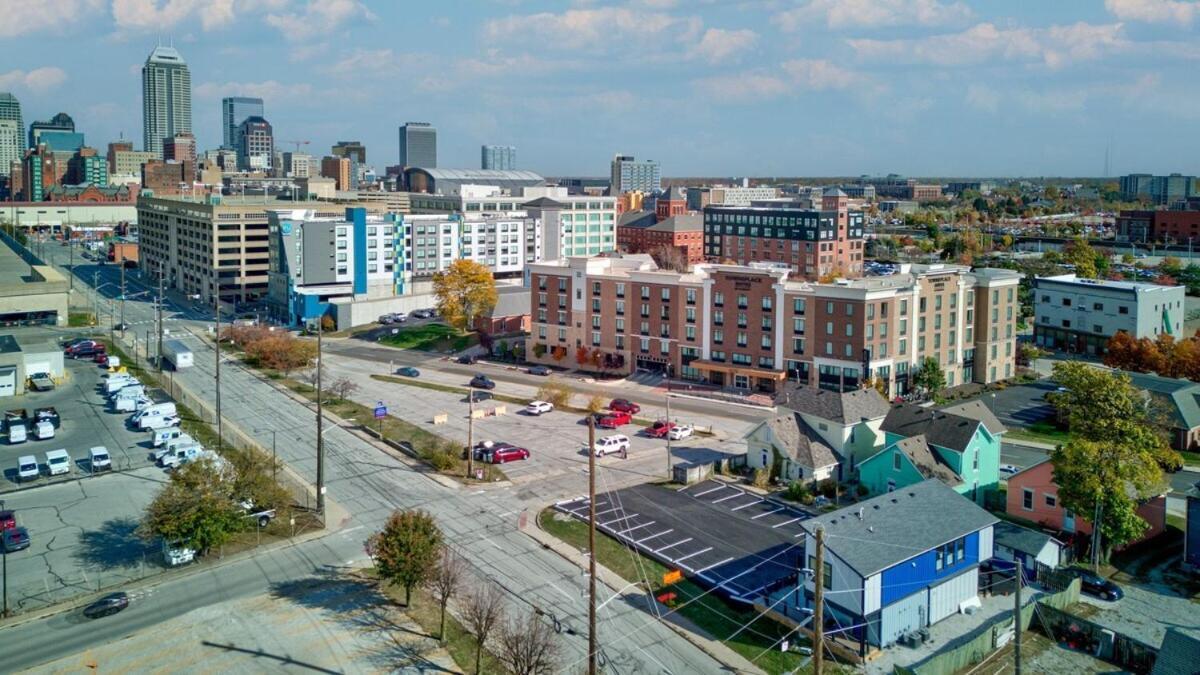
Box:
162, 132, 196, 164
320, 156, 351, 190
68, 147, 108, 186
222, 96, 263, 149
398, 122, 436, 168
0, 92, 25, 172
610, 154, 661, 194
142, 45, 192, 156
237, 116, 274, 170
481, 144, 516, 170
282, 152, 311, 178
331, 140, 366, 164
28, 112, 75, 148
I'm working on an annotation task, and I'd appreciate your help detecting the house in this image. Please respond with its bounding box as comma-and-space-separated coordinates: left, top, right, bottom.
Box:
473, 286, 530, 337
992, 521, 1067, 574
776, 384, 891, 467
1005, 459, 1167, 550
1125, 371, 1200, 452
784, 479, 997, 650
1183, 480, 1199, 572
742, 412, 840, 484
1152, 627, 1200, 675
857, 402, 1005, 504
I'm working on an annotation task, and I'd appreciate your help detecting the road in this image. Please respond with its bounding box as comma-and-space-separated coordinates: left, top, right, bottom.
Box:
1, 245, 734, 674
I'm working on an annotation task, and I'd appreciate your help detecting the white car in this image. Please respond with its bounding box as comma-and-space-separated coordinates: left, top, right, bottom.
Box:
594, 434, 631, 457
525, 400, 554, 416
667, 424, 694, 441
999, 464, 1021, 478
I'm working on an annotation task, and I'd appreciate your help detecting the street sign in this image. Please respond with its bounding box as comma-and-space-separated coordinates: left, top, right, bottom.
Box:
374, 403, 387, 419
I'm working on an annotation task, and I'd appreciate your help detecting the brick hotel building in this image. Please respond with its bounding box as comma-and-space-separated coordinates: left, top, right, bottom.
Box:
525, 256, 1020, 395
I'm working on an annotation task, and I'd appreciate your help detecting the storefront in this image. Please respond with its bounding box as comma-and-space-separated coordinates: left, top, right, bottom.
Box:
689, 359, 787, 393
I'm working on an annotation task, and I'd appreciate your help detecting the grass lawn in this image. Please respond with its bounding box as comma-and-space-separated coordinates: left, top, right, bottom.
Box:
68, 311, 95, 327
379, 324, 477, 352
538, 509, 823, 675
1006, 419, 1070, 445
1178, 450, 1200, 466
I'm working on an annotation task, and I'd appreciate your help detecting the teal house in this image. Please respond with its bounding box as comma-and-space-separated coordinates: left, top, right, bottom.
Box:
857, 400, 1005, 505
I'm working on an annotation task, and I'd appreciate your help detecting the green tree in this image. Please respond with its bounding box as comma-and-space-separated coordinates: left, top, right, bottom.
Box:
139, 456, 247, 555
222, 445, 292, 514
1062, 237, 1099, 279
433, 259, 498, 332
911, 356, 946, 396
366, 509, 443, 606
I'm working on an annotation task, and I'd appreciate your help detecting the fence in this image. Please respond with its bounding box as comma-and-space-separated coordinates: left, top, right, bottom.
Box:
1035, 602, 1158, 672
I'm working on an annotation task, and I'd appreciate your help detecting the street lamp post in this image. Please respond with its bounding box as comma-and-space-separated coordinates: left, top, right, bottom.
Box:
315, 317, 325, 514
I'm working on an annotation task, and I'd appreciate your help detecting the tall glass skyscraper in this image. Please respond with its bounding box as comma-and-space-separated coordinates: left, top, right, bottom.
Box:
481, 145, 516, 170
0, 92, 24, 177
142, 46, 192, 156
223, 96, 264, 149
399, 122, 436, 168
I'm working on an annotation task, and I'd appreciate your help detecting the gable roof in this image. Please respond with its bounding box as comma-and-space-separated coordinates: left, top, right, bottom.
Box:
778, 384, 891, 425
939, 400, 1006, 435
617, 209, 655, 228
647, 213, 702, 233
993, 521, 1062, 557
522, 196, 565, 208
1152, 627, 1200, 675
756, 412, 840, 470
1125, 371, 1200, 430
881, 403, 989, 453
894, 435, 962, 487
801, 479, 998, 577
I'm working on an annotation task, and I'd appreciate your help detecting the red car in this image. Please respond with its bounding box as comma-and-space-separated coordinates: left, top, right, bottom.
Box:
95, 353, 109, 366
646, 420, 676, 438
609, 399, 640, 414
490, 445, 530, 464
65, 340, 104, 358
0, 510, 15, 532
596, 410, 632, 429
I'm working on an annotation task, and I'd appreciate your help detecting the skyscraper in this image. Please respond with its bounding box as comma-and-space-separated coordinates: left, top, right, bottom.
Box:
331, 140, 366, 164
0, 92, 23, 177
481, 144, 516, 170
399, 122, 436, 168
223, 96, 264, 149
28, 112, 75, 148
237, 116, 274, 171
610, 154, 661, 194
142, 46, 192, 156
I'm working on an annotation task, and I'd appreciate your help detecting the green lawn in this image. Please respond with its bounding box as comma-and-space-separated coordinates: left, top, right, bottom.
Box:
538, 509, 828, 675
1006, 419, 1070, 445
378, 324, 477, 352
1178, 450, 1200, 466
68, 312, 96, 327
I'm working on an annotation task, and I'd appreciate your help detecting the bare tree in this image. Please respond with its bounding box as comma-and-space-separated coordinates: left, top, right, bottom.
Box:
303, 364, 326, 389
648, 244, 689, 273
496, 609, 561, 675
462, 584, 506, 674
329, 376, 361, 402
426, 548, 466, 642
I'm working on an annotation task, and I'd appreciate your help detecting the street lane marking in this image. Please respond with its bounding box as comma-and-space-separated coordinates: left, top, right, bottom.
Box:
594, 506, 622, 517
751, 507, 784, 519
599, 513, 637, 527
655, 537, 692, 553
674, 547, 713, 564
731, 499, 762, 511
772, 517, 803, 528
616, 521, 654, 536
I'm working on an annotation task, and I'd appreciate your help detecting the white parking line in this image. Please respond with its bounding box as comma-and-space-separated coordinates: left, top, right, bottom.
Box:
751, 507, 784, 519
772, 517, 803, 528
617, 521, 655, 536
594, 506, 622, 517
693, 485, 726, 497
730, 499, 762, 511
599, 513, 638, 527
674, 547, 713, 564
637, 529, 673, 544
712, 492, 742, 503
694, 557, 734, 575
794, 532, 806, 538
655, 537, 693, 553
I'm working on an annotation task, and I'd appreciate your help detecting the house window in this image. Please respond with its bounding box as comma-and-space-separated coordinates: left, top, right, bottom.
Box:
893, 452, 901, 471
1022, 488, 1034, 510
1045, 494, 1057, 508
807, 555, 832, 589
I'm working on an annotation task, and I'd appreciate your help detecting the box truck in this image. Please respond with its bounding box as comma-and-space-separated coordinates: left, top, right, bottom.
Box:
162, 339, 193, 370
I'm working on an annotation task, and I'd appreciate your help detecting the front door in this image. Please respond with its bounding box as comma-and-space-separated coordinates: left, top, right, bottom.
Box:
733, 374, 749, 389
1063, 509, 1075, 533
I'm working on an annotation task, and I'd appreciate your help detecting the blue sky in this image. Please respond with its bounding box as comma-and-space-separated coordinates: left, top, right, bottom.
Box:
1, 0, 1197, 177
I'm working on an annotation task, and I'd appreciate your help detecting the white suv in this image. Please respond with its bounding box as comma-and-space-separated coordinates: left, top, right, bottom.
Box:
525, 400, 554, 416
594, 434, 631, 457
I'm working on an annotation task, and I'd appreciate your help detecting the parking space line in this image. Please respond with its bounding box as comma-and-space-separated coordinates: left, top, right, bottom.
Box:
751, 507, 784, 519
599, 513, 637, 527
772, 517, 803, 528
594, 506, 622, 517
794, 532, 806, 538
674, 547, 713, 564
694, 557, 734, 575
655, 537, 692, 553
636, 529, 673, 544
712, 492, 743, 503
616, 521, 654, 536
692, 485, 726, 497
730, 499, 762, 511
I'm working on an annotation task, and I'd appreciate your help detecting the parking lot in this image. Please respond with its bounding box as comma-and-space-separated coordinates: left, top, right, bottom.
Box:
981, 381, 1059, 429
2, 356, 167, 492
556, 480, 807, 602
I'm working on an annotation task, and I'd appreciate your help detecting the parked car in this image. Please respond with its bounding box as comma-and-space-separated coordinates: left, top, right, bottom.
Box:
668, 424, 694, 441
470, 440, 512, 462
28, 374, 54, 392
412, 309, 435, 319
89, 446, 112, 471
469, 374, 495, 390
391, 311, 409, 322
65, 340, 104, 358
646, 420, 676, 438
44, 449, 71, 476
82, 592, 129, 619
594, 434, 631, 457
999, 464, 1021, 478
0, 509, 15, 531
457, 354, 478, 365
16, 455, 38, 481
378, 314, 395, 325
1, 526, 30, 553
1062, 568, 1123, 601
396, 366, 420, 377
596, 410, 632, 429
525, 400, 554, 416
491, 445, 530, 464
609, 399, 641, 414
527, 365, 551, 376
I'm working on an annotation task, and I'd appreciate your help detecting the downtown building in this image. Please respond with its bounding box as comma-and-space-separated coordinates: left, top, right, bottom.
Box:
1032, 274, 1186, 355
610, 154, 661, 194
142, 46, 192, 156
525, 256, 1020, 395
1120, 173, 1197, 205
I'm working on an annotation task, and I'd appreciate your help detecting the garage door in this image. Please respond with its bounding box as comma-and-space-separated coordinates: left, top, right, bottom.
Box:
928, 569, 978, 624
0, 366, 15, 397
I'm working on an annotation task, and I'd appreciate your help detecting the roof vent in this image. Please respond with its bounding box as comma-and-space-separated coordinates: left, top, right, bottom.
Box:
868, 526, 874, 533
857, 507, 864, 520
873, 504, 881, 510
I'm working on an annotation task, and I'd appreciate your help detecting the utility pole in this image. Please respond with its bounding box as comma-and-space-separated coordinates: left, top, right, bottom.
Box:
466, 393, 474, 479
1014, 562, 1023, 675
664, 376, 673, 478
119, 260, 126, 338
813, 526, 825, 675
316, 317, 325, 513
587, 415, 598, 675
156, 264, 164, 373
1091, 501, 1103, 572
92, 271, 99, 326
68, 238, 74, 291
214, 293, 222, 452
2, 548, 8, 617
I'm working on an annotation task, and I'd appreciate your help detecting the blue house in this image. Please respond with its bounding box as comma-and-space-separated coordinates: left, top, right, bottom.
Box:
784, 479, 997, 650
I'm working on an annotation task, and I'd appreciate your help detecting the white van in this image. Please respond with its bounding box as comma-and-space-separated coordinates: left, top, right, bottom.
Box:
153, 434, 196, 461
34, 420, 54, 440
162, 540, 196, 567
160, 444, 202, 468
44, 449, 71, 476
134, 402, 178, 430
151, 427, 185, 447
113, 395, 149, 413
104, 375, 137, 394
110, 383, 145, 400
16, 455, 38, 481
8, 424, 26, 444
89, 446, 112, 471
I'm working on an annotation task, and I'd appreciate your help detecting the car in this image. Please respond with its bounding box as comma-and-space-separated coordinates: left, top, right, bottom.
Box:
396, 366, 420, 377
999, 464, 1021, 478
596, 410, 632, 429
1062, 568, 1123, 601
64, 339, 100, 357
412, 309, 435, 319
491, 445, 530, 464
593, 434, 631, 457
1, 526, 30, 553
82, 592, 129, 619
668, 424, 694, 441
95, 353, 109, 366
378, 314, 395, 325
525, 400, 554, 416
609, 399, 641, 415
646, 420, 676, 438
16, 455, 38, 481
457, 354, 478, 365
391, 311, 409, 322
28, 374, 54, 392
527, 365, 551, 376
469, 374, 495, 390
0, 510, 15, 531
470, 440, 512, 462
89, 446, 112, 471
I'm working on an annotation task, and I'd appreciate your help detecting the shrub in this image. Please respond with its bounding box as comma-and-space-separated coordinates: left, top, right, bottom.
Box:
856, 483, 869, 497
427, 451, 457, 472
586, 394, 606, 413
751, 468, 770, 488
817, 478, 840, 499
784, 481, 810, 503
536, 378, 573, 409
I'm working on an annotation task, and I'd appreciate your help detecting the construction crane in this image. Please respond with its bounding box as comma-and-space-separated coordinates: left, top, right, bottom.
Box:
281, 140, 310, 153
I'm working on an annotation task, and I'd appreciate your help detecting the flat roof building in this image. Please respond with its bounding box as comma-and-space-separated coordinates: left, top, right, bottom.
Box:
403, 168, 544, 195
0, 234, 68, 328
1033, 273, 1186, 355
399, 122, 436, 168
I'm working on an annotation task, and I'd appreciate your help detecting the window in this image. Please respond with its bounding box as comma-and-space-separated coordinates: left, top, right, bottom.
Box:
616, 283, 625, 298
714, 291, 724, 306
792, 338, 805, 354
1022, 488, 1034, 510
762, 296, 772, 310
807, 555, 832, 590
737, 294, 748, 308
1045, 494, 1057, 508
1062, 297, 1071, 307
826, 321, 833, 335
1118, 306, 1129, 315
661, 288, 671, 302
686, 288, 696, 304
794, 298, 806, 314
641, 285, 649, 299
1093, 302, 1103, 311
893, 452, 902, 471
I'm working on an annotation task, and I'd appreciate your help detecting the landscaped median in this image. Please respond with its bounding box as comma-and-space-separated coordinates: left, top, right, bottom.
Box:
377, 324, 477, 352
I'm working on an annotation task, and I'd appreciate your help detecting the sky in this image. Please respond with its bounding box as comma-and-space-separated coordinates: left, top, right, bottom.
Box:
0, 0, 1197, 178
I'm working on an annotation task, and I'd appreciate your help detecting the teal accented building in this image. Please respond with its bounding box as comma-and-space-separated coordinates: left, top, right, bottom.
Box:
857, 400, 1005, 505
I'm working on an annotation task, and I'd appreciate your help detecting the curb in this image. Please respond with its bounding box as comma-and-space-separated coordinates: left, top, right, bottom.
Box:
668, 391, 777, 412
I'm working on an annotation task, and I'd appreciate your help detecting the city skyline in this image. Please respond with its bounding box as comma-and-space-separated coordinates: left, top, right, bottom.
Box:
0, 1, 1198, 176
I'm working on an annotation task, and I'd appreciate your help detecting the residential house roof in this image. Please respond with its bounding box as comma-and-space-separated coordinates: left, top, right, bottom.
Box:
1125, 371, 1200, 431
801, 479, 998, 577
777, 385, 891, 425
993, 521, 1062, 557
754, 412, 840, 470
894, 435, 962, 487
617, 209, 655, 228
940, 400, 1006, 435
647, 213, 702, 233
1152, 627, 1200, 675
482, 286, 529, 318
881, 403, 990, 453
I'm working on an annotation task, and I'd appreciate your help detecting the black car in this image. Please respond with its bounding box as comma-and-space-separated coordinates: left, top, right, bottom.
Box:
83, 592, 130, 619
1, 526, 30, 553
1063, 568, 1124, 601
396, 366, 420, 377
457, 354, 478, 365
469, 375, 495, 390
528, 365, 550, 376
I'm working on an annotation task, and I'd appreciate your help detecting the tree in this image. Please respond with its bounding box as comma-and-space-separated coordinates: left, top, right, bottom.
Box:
139, 456, 247, 555
1160, 255, 1183, 277
535, 378, 573, 408
575, 345, 590, 366
433, 259, 498, 332
245, 335, 316, 377
911, 356, 946, 396
222, 445, 291, 515
1062, 237, 1099, 279
586, 393, 607, 413
864, 376, 888, 398
463, 584, 506, 674
648, 244, 689, 272
496, 609, 562, 675
1102, 331, 1139, 371
328, 376, 360, 402
427, 548, 465, 642
320, 314, 335, 332
366, 509, 443, 607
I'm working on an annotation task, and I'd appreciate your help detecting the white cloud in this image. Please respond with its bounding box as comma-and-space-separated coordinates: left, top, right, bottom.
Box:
687, 28, 758, 63
322, 48, 396, 76
1106, 0, 1199, 23
694, 58, 871, 100
780, 58, 863, 89
110, 0, 239, 32
193, 80, 313, 101
265, 0, 374, 41
964, 83, 1000, 113
693, 73, 791, 99
848, 22, 1127, 68
776, 0, 972, 31
0, 0, 103, 37
483, 7, 702, 50
0, 67, 69, 94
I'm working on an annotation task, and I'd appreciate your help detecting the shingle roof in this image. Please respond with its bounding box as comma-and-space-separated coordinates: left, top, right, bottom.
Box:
647, 213, 702, 233
801, 479, 998, 577
1152, 627, 1200, 675
894, 435, 962, 487
778, 385, 891, 424
881, 403, 989, 453
993, 521, 1061, 557
758, 412, 840, 470
940, 400, 1007, 435
617, 210, 655, 228
1125, 371, 1200, 430
483, 287, 529, 318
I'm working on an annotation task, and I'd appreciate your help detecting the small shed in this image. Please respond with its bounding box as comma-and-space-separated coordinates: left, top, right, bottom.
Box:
992, 521, 1066, 573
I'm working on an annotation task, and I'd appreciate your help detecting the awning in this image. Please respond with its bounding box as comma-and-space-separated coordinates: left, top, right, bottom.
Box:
689, 360, 787, 380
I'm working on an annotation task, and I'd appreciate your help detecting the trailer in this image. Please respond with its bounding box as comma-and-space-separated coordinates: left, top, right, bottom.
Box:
162, 339, 194, 370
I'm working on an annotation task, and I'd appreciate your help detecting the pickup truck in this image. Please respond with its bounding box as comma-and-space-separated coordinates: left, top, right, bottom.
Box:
33, 407, 60, 429
4, 409, 29, 433
645, 420, 676, 439
240, 500, 277, 528
28, 374, 54, 392
595, 410, 632, 429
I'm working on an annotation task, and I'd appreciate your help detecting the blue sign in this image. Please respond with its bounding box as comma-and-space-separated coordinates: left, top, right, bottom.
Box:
374, 403, 387, 419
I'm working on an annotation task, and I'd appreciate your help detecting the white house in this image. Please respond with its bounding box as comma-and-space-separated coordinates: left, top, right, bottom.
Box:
992, 521, 1066, 574
743, 412, 841, 483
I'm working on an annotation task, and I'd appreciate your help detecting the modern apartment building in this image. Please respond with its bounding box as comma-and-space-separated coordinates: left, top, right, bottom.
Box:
481, 144, 516, 170
525, 256, 1020, 395
1120, 173, 1197, 205
281, 152, 312, 178
142, 46, 192, 156
1032, 274, 1186, 355
686, 186, 780, 210
703, 188, 865, 280
610, 155, 661, 194
399, 122, 436, 168
400, 212, 541, 279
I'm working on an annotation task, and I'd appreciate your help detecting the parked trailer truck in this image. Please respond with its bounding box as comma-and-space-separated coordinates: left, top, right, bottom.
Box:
162, 339, 194, 370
